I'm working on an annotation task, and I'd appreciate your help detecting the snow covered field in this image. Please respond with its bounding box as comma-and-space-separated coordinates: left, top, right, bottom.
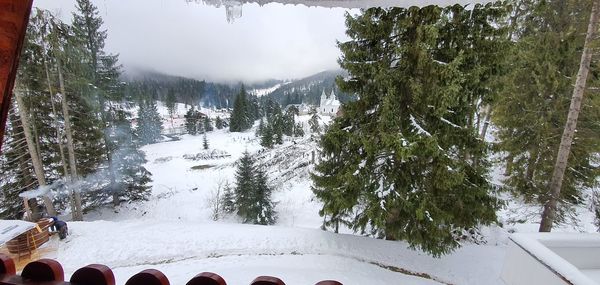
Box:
45, 108, 598, 285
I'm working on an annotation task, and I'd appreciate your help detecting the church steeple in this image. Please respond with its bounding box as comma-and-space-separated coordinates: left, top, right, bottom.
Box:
320, 89, 327, 105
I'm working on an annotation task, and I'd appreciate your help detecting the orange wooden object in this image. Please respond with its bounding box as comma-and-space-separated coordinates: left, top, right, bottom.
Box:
0, 0, 33, 153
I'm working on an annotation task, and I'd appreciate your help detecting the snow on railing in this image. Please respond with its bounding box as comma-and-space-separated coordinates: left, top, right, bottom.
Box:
0, 254, 342, 285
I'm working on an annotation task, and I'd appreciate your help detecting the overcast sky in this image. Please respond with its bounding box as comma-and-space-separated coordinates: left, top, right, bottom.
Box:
33, 0, 354, 83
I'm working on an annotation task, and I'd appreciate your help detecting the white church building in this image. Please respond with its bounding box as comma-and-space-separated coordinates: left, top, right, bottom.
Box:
319, 90, 341, 116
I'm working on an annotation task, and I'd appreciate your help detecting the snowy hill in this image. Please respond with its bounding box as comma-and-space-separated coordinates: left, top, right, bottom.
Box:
47, 113, 598, 285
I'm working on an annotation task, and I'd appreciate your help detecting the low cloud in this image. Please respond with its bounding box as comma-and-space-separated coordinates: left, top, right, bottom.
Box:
34, 0, 354, 83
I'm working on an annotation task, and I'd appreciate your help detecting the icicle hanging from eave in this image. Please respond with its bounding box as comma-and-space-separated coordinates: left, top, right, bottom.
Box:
193, 0, 494, 9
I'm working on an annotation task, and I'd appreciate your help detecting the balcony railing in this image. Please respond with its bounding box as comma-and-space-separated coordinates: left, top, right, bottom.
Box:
0, 254, 342, 285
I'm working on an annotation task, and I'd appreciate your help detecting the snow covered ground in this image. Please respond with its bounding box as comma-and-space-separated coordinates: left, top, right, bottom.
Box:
44, 106, 598, 285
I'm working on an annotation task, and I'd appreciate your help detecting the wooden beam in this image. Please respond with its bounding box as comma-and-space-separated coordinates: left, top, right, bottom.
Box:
0, 0, 33, 154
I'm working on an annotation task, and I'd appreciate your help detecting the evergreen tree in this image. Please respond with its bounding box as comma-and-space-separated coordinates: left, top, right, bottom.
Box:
272, 115, 284, 145
494, 0, 600, 227
72, 0, 149, 207
203, 133, 209, 150
234, 151, 257, 222
261, 123, 274, 148
203, 117, 213, 132
0, 104, 38, 219
293, 123, 305, 137
184, 107, 200, 135
215, 116, 224, 129
256, 117, 265, 137
107, 111, 152, 203
308, 108, 321, 134
221, 182, 236, 214
137, 99, 163, 145
282, 106, 298, 136
253, 168, 276, 225
233, 151, 276, 225
230, 85, 252, 132
312, 6, 501, 256
165, 88, 177, 119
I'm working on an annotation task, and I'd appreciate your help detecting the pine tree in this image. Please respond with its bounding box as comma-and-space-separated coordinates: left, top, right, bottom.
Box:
233, 151, 276, 225
203, 117, 213, 132
137, 99, 163, 145
203, 133, 209, 150
230, 85, 252, 132
256, 117, 265, 137
165, 88, 177, 119
184, 107, 199, 135
221, 182, 236, 214
0, 104, 38, 219
72, 0, 148, 207
106, 110, 152, 204
293, 123, 305, 137
215, 116, 224, 129
234, 151, 257, 222
273, 114, 283, 145
261, 123, 274, 148
253, 168, 276, 225
308, 108, 321, 134
282, 106, 297, 136
494, 0, 600, 227
312, 6, 501, 256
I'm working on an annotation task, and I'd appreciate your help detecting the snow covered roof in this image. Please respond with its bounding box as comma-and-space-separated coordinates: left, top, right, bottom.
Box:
203, 0, 494, 8
0, 220, 36, 246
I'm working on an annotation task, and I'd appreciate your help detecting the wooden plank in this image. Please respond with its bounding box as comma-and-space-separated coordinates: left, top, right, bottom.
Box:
0, 0, 33, 154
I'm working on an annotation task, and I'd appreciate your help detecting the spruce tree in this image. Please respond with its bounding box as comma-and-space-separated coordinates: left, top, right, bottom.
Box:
203, 133, 209, 150
234, 151, 257, 222
230, 85, 252, 132
204, 117, 213, 132
233, 151, 276, 225
273, 115, 284, 145
253, 168, 276, 225
215, 116, 224, 129
221, 182, 236, 214
184, 107, 199, 135
165, 88, 177, 119
137, 99, 163, 145
0, 105, 38, 219
72, 0, 149, 207
308, 108, 321, 134
261, 123, 274, 148
312, 6, 500, 256
493, 0, 600, 228
108, 110, 152, 203
256, 118, 265, 137
293, 123, 305, 137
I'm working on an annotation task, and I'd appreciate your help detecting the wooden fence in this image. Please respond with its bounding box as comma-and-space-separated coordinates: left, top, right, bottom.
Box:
0, 254, 343, 285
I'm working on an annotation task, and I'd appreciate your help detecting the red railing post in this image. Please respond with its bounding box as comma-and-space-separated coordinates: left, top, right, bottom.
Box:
186, 272, 227, 285
70, 264, 116, 285
126, 269, 170, 285
0, 254, 16, 276
250, 276, 286, 285
21, 259, 64, 282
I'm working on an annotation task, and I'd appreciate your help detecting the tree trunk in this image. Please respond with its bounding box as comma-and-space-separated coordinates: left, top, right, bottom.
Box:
480, 105, 492, 140
57, 59, 84, 221
14, 83, 57, 217
525, 147, 539, 182
539, 0, 600, 232
504, 154, 514, 176
42, 56, 69, 177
